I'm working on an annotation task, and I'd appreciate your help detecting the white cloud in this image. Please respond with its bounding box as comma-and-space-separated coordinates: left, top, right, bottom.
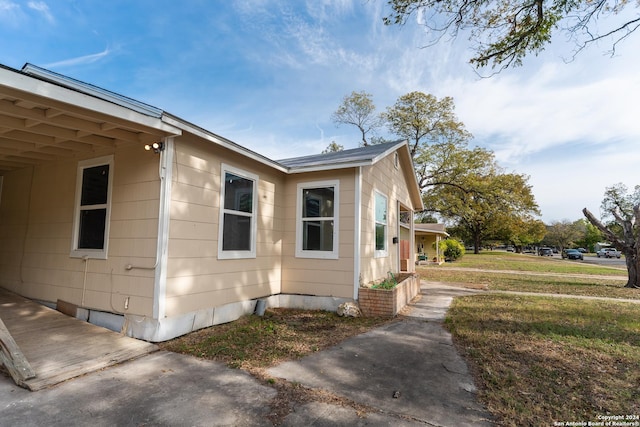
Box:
27, 1, 54, 23
43, 48, 111, 69
0, 0, 23, 25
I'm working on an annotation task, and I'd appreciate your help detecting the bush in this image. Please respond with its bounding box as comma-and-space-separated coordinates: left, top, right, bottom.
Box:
437, 239, 465, 261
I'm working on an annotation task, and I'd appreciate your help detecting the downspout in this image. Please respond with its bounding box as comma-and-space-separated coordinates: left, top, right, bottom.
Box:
396, 200, 400, 273
153, 137, 174, 320
353, 167, 362, 300
410, 213, 415, 273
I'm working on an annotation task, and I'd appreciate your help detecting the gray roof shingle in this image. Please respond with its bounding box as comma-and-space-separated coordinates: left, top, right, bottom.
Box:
277, 140, 407, 171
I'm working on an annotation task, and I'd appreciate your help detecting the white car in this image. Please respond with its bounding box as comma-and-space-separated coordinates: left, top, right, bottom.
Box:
597, 248, 621, 258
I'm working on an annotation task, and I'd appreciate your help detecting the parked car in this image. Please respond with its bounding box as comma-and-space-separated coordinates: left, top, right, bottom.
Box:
597, 247, 621, 258
538, 247, 553, 256
576, 248, 587, 253
562, 249, 584, 260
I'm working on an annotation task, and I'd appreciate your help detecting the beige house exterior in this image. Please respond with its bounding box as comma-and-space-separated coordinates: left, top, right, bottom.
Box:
414, 223, 449, 264
0, 64, 423, 341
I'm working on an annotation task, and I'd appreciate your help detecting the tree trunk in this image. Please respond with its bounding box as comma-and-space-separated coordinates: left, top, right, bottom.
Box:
624, 250, 639, 289
583, 207, 639, 289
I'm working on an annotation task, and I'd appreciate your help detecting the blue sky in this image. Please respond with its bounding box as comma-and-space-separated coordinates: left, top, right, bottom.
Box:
1, 0, 638, 223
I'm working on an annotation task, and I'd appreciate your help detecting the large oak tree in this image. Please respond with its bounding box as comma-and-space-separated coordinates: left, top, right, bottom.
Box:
583, 184, 640, 288
423, 157, 540, 253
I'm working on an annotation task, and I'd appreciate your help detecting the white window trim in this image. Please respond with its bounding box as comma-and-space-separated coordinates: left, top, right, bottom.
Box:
218, 163, 258, 260
296, 180, 339, 259
70, 155, 114, 260
374, 190, 388, 258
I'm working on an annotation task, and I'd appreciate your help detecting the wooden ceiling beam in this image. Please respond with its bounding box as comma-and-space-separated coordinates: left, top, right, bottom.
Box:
0, 98, 162, 143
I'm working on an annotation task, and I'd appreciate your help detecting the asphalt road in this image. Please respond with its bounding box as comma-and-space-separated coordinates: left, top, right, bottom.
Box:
569, 254, 626, 267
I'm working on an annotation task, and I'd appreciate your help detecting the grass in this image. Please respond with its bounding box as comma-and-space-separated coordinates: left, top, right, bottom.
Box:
418, 251, 638, 300
161, 308, 390, 371
447, 251, 626, 275
445, 294, 640, 425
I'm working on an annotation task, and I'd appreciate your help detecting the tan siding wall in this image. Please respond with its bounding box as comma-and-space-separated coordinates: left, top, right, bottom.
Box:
0, 167, 33, 293
164, 136, 284, 318
0, 144, 159, 317
360, 152, 415, 286
280, 169, 356, 299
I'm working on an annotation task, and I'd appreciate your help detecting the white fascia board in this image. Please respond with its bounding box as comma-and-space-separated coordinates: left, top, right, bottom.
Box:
162, 114, 288, 173
1, 66, 181, 136
22, 64, 163, 118
369, 140, 408, 164
386, 141, 424, 211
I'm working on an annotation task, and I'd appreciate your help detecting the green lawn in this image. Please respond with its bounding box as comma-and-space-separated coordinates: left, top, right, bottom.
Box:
423, 251, 640, 426
442, 251, 626, 275
446, 295, 640, 426
418, 252, 637, 300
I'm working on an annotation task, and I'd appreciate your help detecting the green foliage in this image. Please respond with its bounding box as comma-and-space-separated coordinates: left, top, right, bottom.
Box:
384, 0, 638, 70
331, 91, 382, 146
383, 92, 471, 154
424, 163, 540, 253
372, 271, 399, 289
322, 141, 344, 153
600, 183, 640, 225
543, 219, 583, 249
570, 219, 603, 252
437, 238, 465, 261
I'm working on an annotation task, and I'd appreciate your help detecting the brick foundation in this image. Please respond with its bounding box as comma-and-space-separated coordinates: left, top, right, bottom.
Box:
358, 274, 420, 317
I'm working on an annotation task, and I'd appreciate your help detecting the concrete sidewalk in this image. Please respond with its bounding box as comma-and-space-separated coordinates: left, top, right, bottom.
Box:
269, 281, 493, 426
0, 282, 493, 426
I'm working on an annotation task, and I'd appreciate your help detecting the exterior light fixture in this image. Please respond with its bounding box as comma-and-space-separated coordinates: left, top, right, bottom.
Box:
144, 142, 164, 153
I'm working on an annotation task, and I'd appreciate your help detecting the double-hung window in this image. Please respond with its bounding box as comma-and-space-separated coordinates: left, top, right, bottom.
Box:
374, 191, 388, 257
296, 180, 339, 259
218, 164, 257, 259
71, 155, 113, 259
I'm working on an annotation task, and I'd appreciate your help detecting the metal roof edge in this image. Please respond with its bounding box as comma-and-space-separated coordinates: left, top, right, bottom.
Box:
161, 113, 288, 173
284, 160, 373, 173
21, 63, 164, 118
369, 140, 409, 165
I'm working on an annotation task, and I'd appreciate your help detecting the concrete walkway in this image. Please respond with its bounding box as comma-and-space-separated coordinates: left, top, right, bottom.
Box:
1, 282, 493, 426
267, 281, 493, 426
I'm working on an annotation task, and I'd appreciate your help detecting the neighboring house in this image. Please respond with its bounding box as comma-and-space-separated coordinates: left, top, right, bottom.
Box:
414, 223, 449, 264
0, 63, 423, 342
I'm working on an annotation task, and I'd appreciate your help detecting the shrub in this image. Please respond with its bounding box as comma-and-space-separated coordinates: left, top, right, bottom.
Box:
437, 239, 465, 261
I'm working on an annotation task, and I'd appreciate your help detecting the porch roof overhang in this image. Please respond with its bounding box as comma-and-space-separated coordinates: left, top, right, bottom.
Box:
414, 223, 449, 237
0, 64, 182, 174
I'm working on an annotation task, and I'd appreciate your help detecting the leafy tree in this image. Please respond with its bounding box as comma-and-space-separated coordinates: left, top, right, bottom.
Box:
543, 220, 583, 251
416, 142, 493, 192
322, 141, 344, 153
383, 92, 473, 191
383, 92, 471, 160
501, 217, 546, 252
424, 162, 540, 253
332, 91, 475, 193
583, 183, 640, 288
573, 219, 602, 252
384, 0, 640, 69
331, 91, 382, 146
415, 211, 439, 223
